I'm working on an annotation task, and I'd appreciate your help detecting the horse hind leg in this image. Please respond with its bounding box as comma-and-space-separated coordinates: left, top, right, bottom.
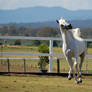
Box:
79, 52, 85, 83
74, 56, 79, 84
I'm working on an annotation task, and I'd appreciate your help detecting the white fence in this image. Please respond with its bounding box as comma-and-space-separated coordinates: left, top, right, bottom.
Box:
0, 36, 92, 73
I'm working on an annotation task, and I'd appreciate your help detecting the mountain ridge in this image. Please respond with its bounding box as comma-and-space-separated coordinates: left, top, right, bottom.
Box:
0, 6, 92, 24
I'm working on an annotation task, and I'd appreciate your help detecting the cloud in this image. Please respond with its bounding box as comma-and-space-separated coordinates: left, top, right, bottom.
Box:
0, 0, 20, 9
0, 0, 92, 10
61, 0, 92, 10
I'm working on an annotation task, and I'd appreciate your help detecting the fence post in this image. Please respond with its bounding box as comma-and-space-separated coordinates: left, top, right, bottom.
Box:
86, 41, 88, 73
57, 58, 60, 73
7, 59, 10, 72
24, 59, 26, 72
49, 40, 53, 72
0, 44, 3, 64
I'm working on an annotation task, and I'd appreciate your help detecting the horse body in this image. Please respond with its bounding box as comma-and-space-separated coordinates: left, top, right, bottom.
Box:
62, 29, 85, 57
57, 18, 86, 84
62, 30, 76, 57
74, 36, 86, 56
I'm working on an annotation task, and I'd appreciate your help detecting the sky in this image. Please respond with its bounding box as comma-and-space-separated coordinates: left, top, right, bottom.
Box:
0, 0, 92, 10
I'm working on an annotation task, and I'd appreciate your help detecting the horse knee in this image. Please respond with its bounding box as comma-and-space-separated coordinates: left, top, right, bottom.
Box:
65, 49, 71, 56
74, 62, 78, 73
74, 62, 78, 67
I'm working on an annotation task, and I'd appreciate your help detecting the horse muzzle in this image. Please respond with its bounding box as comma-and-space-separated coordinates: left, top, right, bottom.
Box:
62, 24, 72, 30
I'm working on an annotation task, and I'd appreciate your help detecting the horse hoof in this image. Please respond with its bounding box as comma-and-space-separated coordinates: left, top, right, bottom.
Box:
68, 77, 72, 80
79, 79, 82, 83
68, 75, 73, 80
68, 76, 72, 80
75, 81, 80, 84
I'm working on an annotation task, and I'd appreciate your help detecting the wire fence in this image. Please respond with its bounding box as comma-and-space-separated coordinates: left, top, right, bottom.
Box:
0, 57, 92, 74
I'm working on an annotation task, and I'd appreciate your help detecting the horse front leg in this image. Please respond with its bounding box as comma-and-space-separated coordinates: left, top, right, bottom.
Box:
74, 56, 79, 84
66, 57, 73, 80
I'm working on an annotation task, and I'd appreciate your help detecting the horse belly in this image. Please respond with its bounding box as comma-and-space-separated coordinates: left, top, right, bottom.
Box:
75, 40, 86, 55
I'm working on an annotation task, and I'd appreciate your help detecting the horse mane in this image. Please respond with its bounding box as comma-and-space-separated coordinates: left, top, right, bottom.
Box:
66, 29, 74, 40
72, 28, 81, 38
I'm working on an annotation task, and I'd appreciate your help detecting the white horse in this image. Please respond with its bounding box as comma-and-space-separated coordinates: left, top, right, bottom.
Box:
56, 18, 86, 84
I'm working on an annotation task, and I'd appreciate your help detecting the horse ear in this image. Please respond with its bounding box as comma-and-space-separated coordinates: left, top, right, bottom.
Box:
56, 20, 59, 23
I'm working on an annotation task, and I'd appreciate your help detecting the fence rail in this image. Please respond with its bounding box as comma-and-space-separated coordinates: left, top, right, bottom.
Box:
0, 36, 92, 73
0, 36, 92, 41
0, 36, 62, 41
0, 52, 92, 58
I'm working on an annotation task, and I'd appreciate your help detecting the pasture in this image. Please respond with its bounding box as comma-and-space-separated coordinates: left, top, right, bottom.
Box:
0, 75, 92, 92
0, 43, 92, 92
1, 45, 92, 56
0, 46, 92, 73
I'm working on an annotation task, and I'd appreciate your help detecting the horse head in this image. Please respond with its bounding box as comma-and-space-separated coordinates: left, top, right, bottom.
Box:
56, 18, 72, 30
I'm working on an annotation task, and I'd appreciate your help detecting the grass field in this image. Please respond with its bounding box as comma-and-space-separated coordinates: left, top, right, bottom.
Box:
0, 46, 92, 58
0, 45, 92, 73
1, 45, 92, 54
0, 75, 92, 92
0, 46, 92, 92
0, 58, 92, 73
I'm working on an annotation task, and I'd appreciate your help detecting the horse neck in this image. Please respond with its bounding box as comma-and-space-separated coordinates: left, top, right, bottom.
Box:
60, 29, 74, 48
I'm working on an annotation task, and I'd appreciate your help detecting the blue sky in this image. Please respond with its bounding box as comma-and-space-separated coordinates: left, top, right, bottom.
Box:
0, 0, 92, 10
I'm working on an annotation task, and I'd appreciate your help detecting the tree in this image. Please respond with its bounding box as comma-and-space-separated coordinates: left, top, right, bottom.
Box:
14, 40, 21, 45
37, 27, 58, 37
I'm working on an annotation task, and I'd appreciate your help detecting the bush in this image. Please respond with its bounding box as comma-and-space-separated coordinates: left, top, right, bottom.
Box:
87, 42, 92, 48
38, 43, 49, 70
14, 40, 21, 45
0, 42, 3, 45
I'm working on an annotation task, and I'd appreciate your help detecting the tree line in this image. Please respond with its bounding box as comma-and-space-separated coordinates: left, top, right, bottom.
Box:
0, 24, 92, 47
0, 24, 59, 37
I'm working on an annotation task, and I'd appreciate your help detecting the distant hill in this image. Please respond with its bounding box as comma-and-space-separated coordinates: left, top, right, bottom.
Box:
1, 20, 92, 28
17, 20, 92, 28
1, 6, 92, 24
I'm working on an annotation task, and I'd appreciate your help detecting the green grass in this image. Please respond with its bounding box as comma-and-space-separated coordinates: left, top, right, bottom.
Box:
0, 46, 38, 53
1, 46, 92, 59
0, 45, 92, 54
0, 46, 92, 92
0, 75, 92, 92
87, 48, 92, 54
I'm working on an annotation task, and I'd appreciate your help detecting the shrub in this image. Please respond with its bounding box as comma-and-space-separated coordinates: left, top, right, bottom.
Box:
14, 40, 21, 45
38, 43, 49, 70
